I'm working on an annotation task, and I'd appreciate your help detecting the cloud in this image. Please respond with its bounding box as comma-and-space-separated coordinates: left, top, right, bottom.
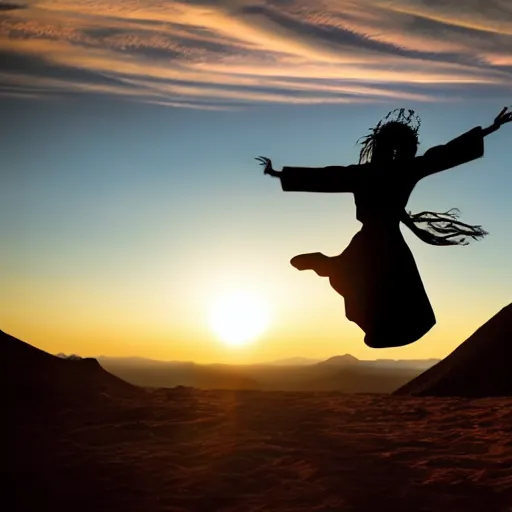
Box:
0, 0, 511, 108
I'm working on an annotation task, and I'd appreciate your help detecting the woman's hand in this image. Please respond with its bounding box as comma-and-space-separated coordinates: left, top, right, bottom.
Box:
493, 106, 512, 128
255, 156, 280, 176
483, 106, 511, 136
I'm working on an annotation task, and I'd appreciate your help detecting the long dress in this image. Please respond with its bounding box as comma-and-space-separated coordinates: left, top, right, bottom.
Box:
277, 126, 485, 348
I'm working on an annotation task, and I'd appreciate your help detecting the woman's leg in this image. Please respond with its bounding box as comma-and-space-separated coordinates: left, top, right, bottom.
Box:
290, 252, 332, 276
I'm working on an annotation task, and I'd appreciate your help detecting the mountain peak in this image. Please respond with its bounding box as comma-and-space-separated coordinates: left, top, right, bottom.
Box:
319, 354, 360, 366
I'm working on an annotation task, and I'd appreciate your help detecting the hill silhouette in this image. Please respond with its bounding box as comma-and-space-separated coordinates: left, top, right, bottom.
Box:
317, 354, 359, 366
2, 329, 139, 409
395, 302, 512, 397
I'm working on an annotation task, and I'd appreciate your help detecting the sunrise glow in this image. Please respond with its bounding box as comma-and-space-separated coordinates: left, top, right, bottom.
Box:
209, 291, 270, 347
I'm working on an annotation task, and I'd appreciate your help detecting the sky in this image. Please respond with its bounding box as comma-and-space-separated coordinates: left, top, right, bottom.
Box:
1, 0, 511, 363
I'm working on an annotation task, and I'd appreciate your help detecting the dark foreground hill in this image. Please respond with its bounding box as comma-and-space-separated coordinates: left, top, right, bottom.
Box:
395, 303, 512, 397
2, 329, 139, 410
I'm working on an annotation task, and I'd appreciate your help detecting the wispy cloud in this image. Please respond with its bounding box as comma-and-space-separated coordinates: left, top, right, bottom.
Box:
1, 0, 511, 108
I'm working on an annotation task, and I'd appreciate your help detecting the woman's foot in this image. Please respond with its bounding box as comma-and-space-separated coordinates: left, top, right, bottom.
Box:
290, 252, 331, 277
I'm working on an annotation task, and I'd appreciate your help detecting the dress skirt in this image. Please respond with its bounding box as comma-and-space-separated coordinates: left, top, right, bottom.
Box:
326, 225, 436, 348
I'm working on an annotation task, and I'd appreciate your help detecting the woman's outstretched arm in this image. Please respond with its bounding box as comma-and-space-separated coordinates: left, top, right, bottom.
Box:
256, 157, 360, 193
416, 106, 511, 180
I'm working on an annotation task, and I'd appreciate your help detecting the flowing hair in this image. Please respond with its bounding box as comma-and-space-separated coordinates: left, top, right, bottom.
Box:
358, 109, 488, 246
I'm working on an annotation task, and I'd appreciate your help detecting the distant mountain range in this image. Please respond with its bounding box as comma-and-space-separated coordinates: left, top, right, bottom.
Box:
88, 353, 440, 393
70, 353, 440, 370
267, 354, 441, 370
4, 301, 511, 396
50, 352, 443, 393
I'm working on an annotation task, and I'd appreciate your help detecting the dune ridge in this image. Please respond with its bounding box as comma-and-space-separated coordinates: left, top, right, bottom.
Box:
395, 302, 512, 397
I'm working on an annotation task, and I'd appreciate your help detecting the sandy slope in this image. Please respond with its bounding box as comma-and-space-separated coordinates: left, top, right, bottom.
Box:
395, 302, 512, 397
11, 387, 512, 512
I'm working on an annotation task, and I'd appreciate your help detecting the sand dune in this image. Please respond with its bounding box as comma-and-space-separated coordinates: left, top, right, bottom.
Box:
395, 302, 512, 397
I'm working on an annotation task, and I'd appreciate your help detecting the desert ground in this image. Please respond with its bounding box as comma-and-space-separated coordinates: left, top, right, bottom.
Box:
11, 386, 512, 512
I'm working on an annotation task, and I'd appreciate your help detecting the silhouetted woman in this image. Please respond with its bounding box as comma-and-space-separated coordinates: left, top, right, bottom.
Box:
257, 107, 511, 349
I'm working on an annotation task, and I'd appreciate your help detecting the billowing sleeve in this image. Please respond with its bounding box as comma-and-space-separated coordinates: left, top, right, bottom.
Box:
416, 126, 484, 179
279, 165, 360, 193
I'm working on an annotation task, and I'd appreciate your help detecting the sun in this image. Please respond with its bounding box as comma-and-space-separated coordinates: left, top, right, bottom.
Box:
209, 291, 270, 347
